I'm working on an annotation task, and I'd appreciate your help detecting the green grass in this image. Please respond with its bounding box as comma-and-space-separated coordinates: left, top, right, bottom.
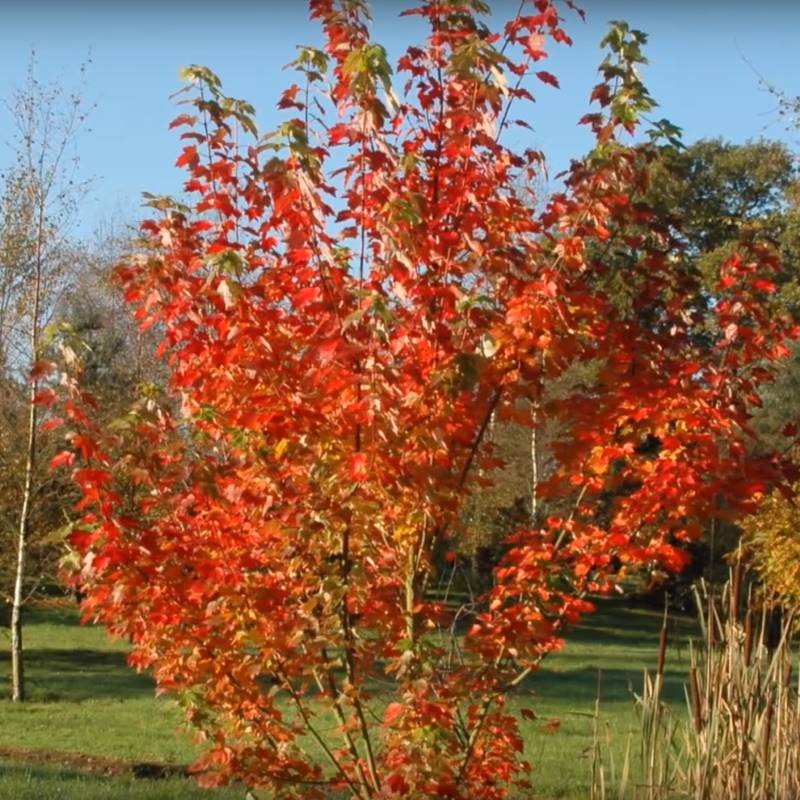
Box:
0, 604, 241, 799
0, 599, 696, 799
0, 763, 239, 800
513, 601, 695, 798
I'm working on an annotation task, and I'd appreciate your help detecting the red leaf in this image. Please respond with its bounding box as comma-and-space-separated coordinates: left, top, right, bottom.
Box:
175, 145, 198, 168
287, 248, 314, 265
753, 279, 777, 293
71, 434, 97, 460
50, 451, 76, 470
277, 85, 302, 110
41, 416, 65, 433
316, 339, 339, 365
169, 114, 198, 129
73, 468, 112, 487
293, 286, 322, 309
386, 774, 409, 794
542, 718, 561, 734
68, 529, 95, 550
589, 83, 610, 106
31, 360, 56, 379
346, 453, 368, 482
33, 388, 57, 407
525, 33, 548, 61
536, 70, 560, 88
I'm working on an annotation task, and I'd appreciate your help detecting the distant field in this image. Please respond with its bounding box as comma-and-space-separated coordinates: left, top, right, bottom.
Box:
0, 600, 696, 799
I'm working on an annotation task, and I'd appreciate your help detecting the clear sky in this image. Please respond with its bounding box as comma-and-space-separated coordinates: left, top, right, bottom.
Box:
1, 0, 798, 235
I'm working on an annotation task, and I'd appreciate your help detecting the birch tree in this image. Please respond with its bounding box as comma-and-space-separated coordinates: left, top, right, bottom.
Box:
1, 57, 91, 702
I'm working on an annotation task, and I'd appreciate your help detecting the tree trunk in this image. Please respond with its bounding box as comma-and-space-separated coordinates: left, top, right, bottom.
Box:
10, 206, 42, 703
530, 403, 539, 525
10, 383, 36, 702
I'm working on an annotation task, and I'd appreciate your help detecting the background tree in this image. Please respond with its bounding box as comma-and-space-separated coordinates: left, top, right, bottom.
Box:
645, 139, 800, 580
719, 93, 800, 606
463, 139, 800, 591
0, 58, 91, 701
57, 217, 164, 411
741, 479, 800, 609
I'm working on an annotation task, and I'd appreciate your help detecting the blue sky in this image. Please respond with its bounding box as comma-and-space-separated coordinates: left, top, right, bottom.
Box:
1, 1, 798, 235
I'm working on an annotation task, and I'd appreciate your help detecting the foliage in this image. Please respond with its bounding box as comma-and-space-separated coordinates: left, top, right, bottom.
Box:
740, 481, 800, 608
647, 139, 798, 257
49, 2, 797, 797
597, 138, 800, 590
644, 140, 800, 450
471, 140, 800, 591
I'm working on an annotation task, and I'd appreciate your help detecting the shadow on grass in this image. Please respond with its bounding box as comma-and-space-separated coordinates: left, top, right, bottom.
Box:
528, 665, 688, 708
0, 758, 124, 785
0, 760, 100, 785
0, 648, 154, 702
0, 760, 236, 800
5, 599, 696, 709
567, 604, 697, 644
23, 603, 81, 627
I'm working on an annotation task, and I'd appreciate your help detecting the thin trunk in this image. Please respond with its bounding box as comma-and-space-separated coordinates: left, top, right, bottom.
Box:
10, 372, 36, 702
530, 403, 539, 524
10, 199, 43, 703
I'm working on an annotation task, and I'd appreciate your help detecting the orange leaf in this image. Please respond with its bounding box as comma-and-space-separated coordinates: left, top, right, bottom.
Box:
384, 702, 405, 726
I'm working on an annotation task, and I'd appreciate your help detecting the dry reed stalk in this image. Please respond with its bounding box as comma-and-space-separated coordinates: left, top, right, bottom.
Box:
590, 570, 800, 800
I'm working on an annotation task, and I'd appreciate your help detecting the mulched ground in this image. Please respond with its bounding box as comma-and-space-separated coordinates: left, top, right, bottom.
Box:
0, 745, 188, 779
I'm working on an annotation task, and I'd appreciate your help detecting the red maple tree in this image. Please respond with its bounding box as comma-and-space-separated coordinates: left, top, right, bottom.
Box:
50, 2, 796, 797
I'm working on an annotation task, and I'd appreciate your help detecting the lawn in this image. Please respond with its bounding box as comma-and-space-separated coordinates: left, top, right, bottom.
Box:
0, 599, 696, 799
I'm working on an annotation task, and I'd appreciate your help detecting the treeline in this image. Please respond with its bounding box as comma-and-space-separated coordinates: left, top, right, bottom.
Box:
452, 137, 800, 599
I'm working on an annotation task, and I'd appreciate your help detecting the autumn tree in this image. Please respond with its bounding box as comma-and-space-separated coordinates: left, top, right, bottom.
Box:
53, 3, 797, 797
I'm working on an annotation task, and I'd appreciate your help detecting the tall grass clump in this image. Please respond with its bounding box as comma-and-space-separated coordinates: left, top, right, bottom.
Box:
592, 566, 800, 799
